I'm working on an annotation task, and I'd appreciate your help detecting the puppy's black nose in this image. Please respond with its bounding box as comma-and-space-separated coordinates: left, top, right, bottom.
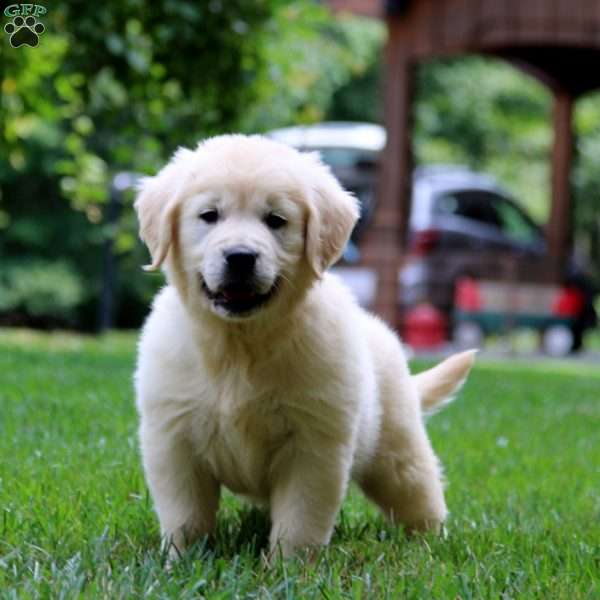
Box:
224, 246, 257, 275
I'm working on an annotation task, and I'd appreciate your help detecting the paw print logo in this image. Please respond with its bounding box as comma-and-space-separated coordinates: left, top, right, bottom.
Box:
4, 15, 45, 48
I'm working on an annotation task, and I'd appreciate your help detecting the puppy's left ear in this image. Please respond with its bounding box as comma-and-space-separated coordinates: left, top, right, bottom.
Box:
134, 148, 193, 271
305, 156, 360, 276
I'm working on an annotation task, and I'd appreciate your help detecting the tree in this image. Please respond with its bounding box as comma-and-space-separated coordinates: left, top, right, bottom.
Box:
0, 1, 381, 329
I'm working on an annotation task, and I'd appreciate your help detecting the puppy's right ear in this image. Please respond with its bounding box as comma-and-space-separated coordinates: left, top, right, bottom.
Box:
134, 148, 193, 271
304, 154, 359, 277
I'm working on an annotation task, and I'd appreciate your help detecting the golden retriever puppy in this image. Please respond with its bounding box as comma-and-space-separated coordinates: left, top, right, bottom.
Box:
134, 134, 475, 560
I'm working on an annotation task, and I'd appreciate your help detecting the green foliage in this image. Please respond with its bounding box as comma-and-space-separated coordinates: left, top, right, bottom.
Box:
0, 1, 379, 328
327, 55, 383, 123
573, 92, 600, 266
243, 11, 385, 129
1, 331, 599, 596
0, 260, 84, 323
1, 1, 286, 222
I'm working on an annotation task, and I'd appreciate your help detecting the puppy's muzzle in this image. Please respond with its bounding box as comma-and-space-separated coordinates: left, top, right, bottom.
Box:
201, 245, 279, 317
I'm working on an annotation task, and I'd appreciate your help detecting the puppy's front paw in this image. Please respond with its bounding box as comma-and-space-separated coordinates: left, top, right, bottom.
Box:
266, 538, 320, 564
161, 534, 184, 570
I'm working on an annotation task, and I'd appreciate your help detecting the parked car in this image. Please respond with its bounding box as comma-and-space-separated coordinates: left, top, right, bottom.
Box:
267, 122, 597, 350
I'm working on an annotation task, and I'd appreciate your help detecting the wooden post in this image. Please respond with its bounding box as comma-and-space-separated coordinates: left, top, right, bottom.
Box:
547, 89, 574, 278
360, 16, 414, 327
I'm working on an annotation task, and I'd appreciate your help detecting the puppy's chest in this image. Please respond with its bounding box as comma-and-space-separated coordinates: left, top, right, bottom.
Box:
189, 385, 293, 497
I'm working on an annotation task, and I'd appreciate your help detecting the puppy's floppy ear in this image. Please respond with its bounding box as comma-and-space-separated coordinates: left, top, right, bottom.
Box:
304, 154, 360, 276
134, 148, 193, 271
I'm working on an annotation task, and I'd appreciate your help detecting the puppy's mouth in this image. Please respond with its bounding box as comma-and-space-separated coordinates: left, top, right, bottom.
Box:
201, 278, 279, 316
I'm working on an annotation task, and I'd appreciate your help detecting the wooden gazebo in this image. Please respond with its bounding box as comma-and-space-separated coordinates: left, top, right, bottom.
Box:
329, 0, 600, 325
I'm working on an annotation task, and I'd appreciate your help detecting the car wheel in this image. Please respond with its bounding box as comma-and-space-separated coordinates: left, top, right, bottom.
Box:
453, 321, 484, 349
571, 326, 584, 352
542, 325, 574, 357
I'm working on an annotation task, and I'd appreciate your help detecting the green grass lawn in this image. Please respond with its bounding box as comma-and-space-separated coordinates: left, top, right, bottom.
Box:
1, 330, 598, 599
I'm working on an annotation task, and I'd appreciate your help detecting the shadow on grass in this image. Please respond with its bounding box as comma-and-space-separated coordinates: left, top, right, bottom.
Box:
154, 506, 271, 568
213, 505, 271, 558
124, 488, 413, 573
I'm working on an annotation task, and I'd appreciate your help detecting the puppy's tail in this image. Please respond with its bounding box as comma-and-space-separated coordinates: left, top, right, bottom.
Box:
413, 350, 477, 414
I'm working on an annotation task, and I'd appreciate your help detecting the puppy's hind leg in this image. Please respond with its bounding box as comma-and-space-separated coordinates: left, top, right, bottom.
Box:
359, 393, 447, 533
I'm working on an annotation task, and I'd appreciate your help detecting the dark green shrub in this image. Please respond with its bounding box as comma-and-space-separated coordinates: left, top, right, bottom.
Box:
0, 260, 84, 326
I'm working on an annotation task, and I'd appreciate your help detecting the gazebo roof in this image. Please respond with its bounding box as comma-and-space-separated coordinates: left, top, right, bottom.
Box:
495, 47, 600, 96
329, 0, 600, 95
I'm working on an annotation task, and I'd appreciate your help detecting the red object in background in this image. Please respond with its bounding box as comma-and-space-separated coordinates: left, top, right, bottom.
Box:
552, 286, 585, 317
410, 228, 440, 256
454, 277, 481, 311
403, 303, 448, 349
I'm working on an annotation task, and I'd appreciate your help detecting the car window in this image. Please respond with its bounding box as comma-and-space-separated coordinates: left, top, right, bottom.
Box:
435, 190, 540, 244
435, 190, 502, 228
493, 199, 541, 244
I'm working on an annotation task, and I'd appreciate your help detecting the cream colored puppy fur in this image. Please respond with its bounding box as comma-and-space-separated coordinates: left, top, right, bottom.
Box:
134, 134, 475, 559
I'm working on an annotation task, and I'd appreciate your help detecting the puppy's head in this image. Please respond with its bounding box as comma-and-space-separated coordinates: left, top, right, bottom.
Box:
135, 135, 358, 320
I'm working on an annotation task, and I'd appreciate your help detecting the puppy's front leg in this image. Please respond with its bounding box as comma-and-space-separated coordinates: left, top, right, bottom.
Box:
269, 442, 350, 558
140, 421, 220, 560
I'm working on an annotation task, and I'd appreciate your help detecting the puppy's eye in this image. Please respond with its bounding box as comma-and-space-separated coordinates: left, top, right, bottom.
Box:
199, 209, 219, 224
264, 213, 287, 230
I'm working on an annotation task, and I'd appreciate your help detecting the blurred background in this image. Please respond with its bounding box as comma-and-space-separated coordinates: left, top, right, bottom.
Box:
1, 0, 599, 356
